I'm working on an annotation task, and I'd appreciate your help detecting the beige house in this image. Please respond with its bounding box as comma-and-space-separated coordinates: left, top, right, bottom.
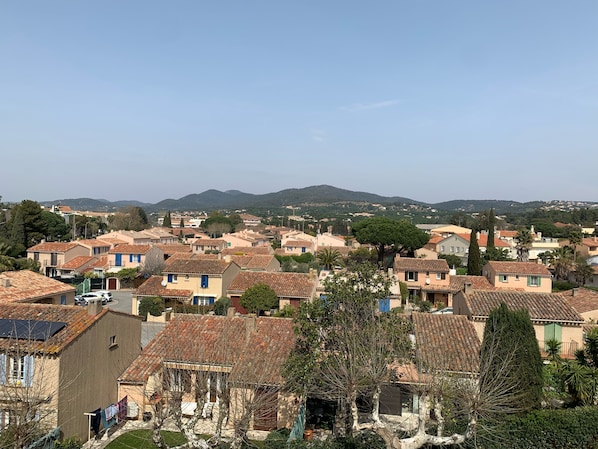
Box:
393, 257, 451, 306
27, 242, 89, 277
453, 287, 584, 358
134, 257, 241, 313
482, 261, 552, 293
227, 271, 318, 313
579, 237, 598, 258
0, 302, 141, 440
229, 254, 281, 272
191, 238, 228, 254
118, 314, 297, 433
107, 244, 164, 273
0, 270, 76, 305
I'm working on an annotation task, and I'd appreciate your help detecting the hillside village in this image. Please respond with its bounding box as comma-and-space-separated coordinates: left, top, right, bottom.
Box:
1, 199, 598, 448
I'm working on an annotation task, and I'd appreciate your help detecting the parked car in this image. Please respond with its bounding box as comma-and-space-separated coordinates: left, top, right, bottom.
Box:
80, 292, 107, 305
96, 290, 113, 302
74, 295, 86, 306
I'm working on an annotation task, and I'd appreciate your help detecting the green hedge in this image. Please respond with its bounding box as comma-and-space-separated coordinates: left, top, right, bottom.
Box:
477, 407, 598, 449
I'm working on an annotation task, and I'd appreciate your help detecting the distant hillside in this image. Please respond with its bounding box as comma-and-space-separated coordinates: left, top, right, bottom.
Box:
40, 186, 595, 215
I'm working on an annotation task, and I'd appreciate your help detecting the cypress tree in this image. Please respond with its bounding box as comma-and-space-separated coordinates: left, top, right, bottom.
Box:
163, 211, 172, 228
487, 208, 495, 249
479, 303, 543, 414
467, 229, 482, 275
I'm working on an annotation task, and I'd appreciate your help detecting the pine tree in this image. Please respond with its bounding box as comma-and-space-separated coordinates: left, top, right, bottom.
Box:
179, 218, 185, 229
479, 303, 543, 414
467, 229, 482, 275
163, 211, 172, 228
487, 208, 495, 249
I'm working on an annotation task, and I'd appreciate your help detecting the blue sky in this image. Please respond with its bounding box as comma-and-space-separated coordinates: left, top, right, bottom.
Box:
1, 1, 597, 204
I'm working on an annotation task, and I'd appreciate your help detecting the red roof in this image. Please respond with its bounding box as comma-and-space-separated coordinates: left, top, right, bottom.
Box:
228, 272, 317, 299
0, 270, 75, 302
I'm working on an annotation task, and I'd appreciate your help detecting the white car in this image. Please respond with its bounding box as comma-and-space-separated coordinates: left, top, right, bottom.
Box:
432, 307, 453, 315
96, 290, 113, 302
80, 292, 107, 305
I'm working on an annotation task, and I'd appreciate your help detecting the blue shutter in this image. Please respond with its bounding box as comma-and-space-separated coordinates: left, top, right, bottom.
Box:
167, 274, 173, 283
301, 247, 306, 253
201, 275, 209, 288
129, 254, 133, 263
24, 355, 34, 387
192, 296, 199, 305
0, 354, 6, 385
115, 254, 122, 266
379, 298, 390, 313
209, 297, 215, 305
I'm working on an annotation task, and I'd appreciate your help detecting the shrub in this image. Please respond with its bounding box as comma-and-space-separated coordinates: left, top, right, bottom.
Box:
138, 296, 164, 319
214, 296, 232, 316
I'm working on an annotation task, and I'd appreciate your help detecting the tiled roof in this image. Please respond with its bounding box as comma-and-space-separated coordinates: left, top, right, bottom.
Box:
192, 239, 226, 247
119, 315, 294, 386
496, 230, 518, 238
559, 288, 598, 314
319, 246, 352, 257
87, 256, 109, 269
450, 275, 494, 292
136, 276, 193, 299
0, 270, 75, 302
76, 239, 111, 248
455, 234, 510, 248
285, 240, 314, 248
582, 237, 598, 249
108, 244, 152, 255
155, 244, 192, 255
228, 272, 317, 299
485, 261, 551, 276
27, 242, 81, 253
394, 258, 449, 272
0, 302, 107, 355
463, 290, 583, 323
59, 256, 96, 270
164, 258, 235, 275
412, 313, 480, 374
97, 237, 127, 246
231, 255, 277, 270
221, 246, 274, 256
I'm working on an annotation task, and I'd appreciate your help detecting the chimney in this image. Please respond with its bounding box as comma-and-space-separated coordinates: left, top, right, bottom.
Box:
245, 314, 257, 341
87, 299, 103, 316
223, 255, 231, 263
227, 306, 236, 317
1, 277, 10, 288
464, 282, 473, 295
572, 288, 579, 297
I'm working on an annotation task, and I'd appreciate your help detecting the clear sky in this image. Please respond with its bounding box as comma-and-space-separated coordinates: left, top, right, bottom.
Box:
1, 1, 597, 204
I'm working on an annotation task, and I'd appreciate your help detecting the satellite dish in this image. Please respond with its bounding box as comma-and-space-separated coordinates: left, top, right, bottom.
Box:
161, 280, 167, 287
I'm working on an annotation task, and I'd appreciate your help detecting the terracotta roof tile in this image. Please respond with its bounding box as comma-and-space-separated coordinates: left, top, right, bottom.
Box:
228, 272, 317, 299
463, 290, 583, 323
485, 261, 551, 276
108, 244, 153, 254
455, 234, 510, 248
450, 275, 495, 292
412, 312, 480, 374
136, 276, 193, 299
164, 258, 235, 275
155, 244, 193, 255
231, 255, 277, 270
119, 315, 294, 386
0, 270, 75, 302
559, 288, 598, 314
27, 242, 81, 252
76, 239, 111, 248
394, 258, 449, 272
221, 247, 274, 256
0, 302, 108, 355
59, 256, 97, 270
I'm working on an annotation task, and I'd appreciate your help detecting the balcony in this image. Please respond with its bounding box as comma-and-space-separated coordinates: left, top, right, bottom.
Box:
539, 340, 580, 359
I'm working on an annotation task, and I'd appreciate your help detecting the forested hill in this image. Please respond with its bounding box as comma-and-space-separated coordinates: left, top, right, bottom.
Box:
40, 185, 596, 214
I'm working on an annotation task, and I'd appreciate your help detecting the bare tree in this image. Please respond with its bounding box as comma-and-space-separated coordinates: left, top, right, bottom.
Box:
140, 250, 165, 277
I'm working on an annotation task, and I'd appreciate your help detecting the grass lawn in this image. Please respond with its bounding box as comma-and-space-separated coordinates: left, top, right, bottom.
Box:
104, 430, 187, 449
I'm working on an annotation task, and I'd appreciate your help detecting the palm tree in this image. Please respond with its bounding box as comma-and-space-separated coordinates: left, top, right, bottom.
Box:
317, 247, 342, 270
574, 258, 595, 287
568, 230, 583, 260
546, 246, 574, 280
515, 228, 533, 262
545, 338, 562, 365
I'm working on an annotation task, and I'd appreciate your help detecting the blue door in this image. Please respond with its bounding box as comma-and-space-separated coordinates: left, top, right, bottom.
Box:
379, 298, 391, 313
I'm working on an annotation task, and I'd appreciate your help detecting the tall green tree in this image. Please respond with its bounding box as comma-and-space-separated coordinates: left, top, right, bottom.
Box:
487, 208, 496, 250
515, 228, 533, 262
163, 211, 172, 228
316, 247, 342, 270
239, 282, 279, 315
40, 210, 69, 241
352, 217, 429, 267
479, 303, 543, 414
467, 230, 482, 275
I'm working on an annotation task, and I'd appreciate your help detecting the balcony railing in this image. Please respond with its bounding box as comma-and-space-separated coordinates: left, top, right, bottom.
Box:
539, 340, 580, 358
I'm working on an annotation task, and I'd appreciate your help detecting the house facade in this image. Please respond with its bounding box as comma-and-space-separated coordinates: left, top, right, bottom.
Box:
393, 257, 451, 306
107, 244, 164, 272
27, 242, 89, 277
118, 315, 297, 433
0, 270, 76, 305
482, 261, 552, 293
0, 302, 141, 440
453, 287, 584, 358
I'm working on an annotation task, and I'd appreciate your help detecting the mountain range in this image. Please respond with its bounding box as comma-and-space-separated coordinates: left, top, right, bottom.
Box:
41, 185, 596, 215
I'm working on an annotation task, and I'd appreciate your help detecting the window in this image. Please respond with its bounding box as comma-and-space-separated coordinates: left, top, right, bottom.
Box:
109, 335, 117, 348
3, 355, 34, 387
50, 253, 58, 266
129, 254, 141, 263
165, 369, 191, 393
61, 295, 66, 305
33, 252, 39, 262
499, 274, 508, 283
405, 271, 418, 282
450, 246, 455, 253
440, 246, 445, 252
115, 254, 122, 266
201, 275, 209, 288
167, 274, 178, 283
436, 273, 446, 280
528, 276, 541, 287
